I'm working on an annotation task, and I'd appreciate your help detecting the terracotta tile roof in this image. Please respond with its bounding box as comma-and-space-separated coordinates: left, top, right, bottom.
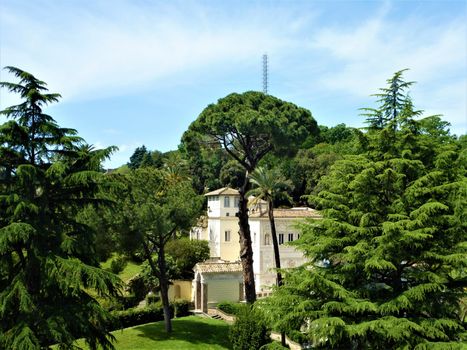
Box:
204, 187, 240, 196
249, 207, 322, 219
194, 261, 243, 273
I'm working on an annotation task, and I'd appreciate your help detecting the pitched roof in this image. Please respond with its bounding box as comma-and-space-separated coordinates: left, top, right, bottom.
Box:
249, 207, 322, 219
194, 260, 243, 273
204, 187, 240, 196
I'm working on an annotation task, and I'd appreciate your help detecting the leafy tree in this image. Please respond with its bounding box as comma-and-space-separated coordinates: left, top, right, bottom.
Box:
0, 67, 121, 349
186, 91, 318, 302
219, 159, 246, 189
264, 71, 467, 349
319, 123, 355, 144
180, 132, 229, 193
107, 167, 202, 332
127, 145, 149, 169
165, 238, 210, 279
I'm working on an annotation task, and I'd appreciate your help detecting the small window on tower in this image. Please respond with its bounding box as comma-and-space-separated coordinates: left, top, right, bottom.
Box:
224, 196, 230, 207
224, 230, 231, 242
264, 234, 271, 246
288, 233, 294, 242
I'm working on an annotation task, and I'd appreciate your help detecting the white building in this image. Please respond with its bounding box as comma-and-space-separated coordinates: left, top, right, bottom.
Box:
191, 187, 321, 296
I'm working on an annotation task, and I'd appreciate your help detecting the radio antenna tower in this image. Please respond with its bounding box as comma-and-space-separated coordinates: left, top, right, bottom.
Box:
262, 54, 268, 94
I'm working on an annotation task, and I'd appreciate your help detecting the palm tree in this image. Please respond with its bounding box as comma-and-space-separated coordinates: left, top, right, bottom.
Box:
247, 167, 292, 287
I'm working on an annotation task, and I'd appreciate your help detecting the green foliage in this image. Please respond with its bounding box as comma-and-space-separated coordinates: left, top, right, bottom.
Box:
361, 69, 415, 130
259, 341, 288, 350
319, 123, 355, 144
186, 91, 318, 303
264, 71, 467, 349
187, 91, 318, 171
165, 238, 210, 279
172, 299, 192, 317
216, 301, 243, 315
103, 167, 203, 332
128, 145, 149, 169
0, 67, 122, 349
229, 305, 271, 350
110, 255, 128, 274
111, 304, 165, 329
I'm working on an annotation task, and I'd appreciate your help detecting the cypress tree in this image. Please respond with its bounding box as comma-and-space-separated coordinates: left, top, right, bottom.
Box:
264, 71, 467, 349
0, 67, 121, 349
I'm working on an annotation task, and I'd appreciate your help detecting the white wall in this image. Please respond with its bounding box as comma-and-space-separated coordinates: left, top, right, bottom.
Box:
207, 195, 239, 218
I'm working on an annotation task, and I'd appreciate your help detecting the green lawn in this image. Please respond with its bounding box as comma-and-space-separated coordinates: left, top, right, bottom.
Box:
75, 316, 232, 350
100, 255, 143, 282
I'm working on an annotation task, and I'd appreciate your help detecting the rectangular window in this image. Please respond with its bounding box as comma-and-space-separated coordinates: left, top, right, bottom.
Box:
297, 234, 300, 240
279, 233, 284, 245
288, 233, 294, 242
224, 196, 230, 207
234, 197, 240, 207
224, 230, 231, 242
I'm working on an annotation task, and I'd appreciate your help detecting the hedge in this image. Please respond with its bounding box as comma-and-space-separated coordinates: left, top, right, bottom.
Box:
217, 301, 243, 315
110, 300, 193, 330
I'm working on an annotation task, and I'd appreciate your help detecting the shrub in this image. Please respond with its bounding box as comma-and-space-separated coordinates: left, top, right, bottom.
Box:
146, 292, 160, 305
259, 341, 288, 349
110, 255, 127, 274
287, 330, 307, 345
217, 301, 242, 315
229, 305, 270, 350
111, 304, 165, 329
172, 299, 192, 317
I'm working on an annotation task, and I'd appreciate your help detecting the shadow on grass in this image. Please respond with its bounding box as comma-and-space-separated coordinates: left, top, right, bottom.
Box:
132, 317, 231, 348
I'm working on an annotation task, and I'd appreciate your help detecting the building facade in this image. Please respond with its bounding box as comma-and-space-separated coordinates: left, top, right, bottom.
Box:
191, 187, 321, 295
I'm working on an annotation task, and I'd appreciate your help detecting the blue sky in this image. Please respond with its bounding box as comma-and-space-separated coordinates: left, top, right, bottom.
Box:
1, 0, 466, 168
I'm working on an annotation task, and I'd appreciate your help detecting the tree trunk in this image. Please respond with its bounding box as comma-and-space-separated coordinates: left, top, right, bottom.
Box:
143, 240, 172, 333
238, 170, 256, 303
268, 200, 282, 287
267, 199, 285, 347
157, 244, 173, 333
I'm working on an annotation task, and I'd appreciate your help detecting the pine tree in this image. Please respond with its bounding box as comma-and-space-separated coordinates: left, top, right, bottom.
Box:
0, 67, 121, 349
264, 71, 467, 349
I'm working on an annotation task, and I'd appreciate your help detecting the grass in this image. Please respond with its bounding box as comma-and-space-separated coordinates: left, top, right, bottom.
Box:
75, 316, 232, 349
100, 255, 143, 282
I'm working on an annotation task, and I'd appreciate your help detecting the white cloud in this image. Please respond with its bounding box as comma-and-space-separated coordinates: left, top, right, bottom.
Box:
306, 6, 466, 133
0, 1, 302, 104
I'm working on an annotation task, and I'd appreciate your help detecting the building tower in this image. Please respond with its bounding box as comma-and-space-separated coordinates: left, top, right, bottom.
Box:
262, 54, 268, 94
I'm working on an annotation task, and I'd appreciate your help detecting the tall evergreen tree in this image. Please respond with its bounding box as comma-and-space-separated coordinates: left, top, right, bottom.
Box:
0, 67, 121, 349
127, 145, 149, 169
185, 91, 318, 303
264, 71, 466, 349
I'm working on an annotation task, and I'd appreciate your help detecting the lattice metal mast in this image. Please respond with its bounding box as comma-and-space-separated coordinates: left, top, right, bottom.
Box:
262, 54, 268, 94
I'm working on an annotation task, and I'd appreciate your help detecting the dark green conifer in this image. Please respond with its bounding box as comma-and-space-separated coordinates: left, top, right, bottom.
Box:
264, 71, 466, 349
0, 67, 121, 349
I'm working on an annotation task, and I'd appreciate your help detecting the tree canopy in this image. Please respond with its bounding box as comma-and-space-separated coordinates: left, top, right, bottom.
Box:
263, 71, 467, 349
185, 91, 318, 303
0, 67, 121, 349
105, 167, 203, 332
